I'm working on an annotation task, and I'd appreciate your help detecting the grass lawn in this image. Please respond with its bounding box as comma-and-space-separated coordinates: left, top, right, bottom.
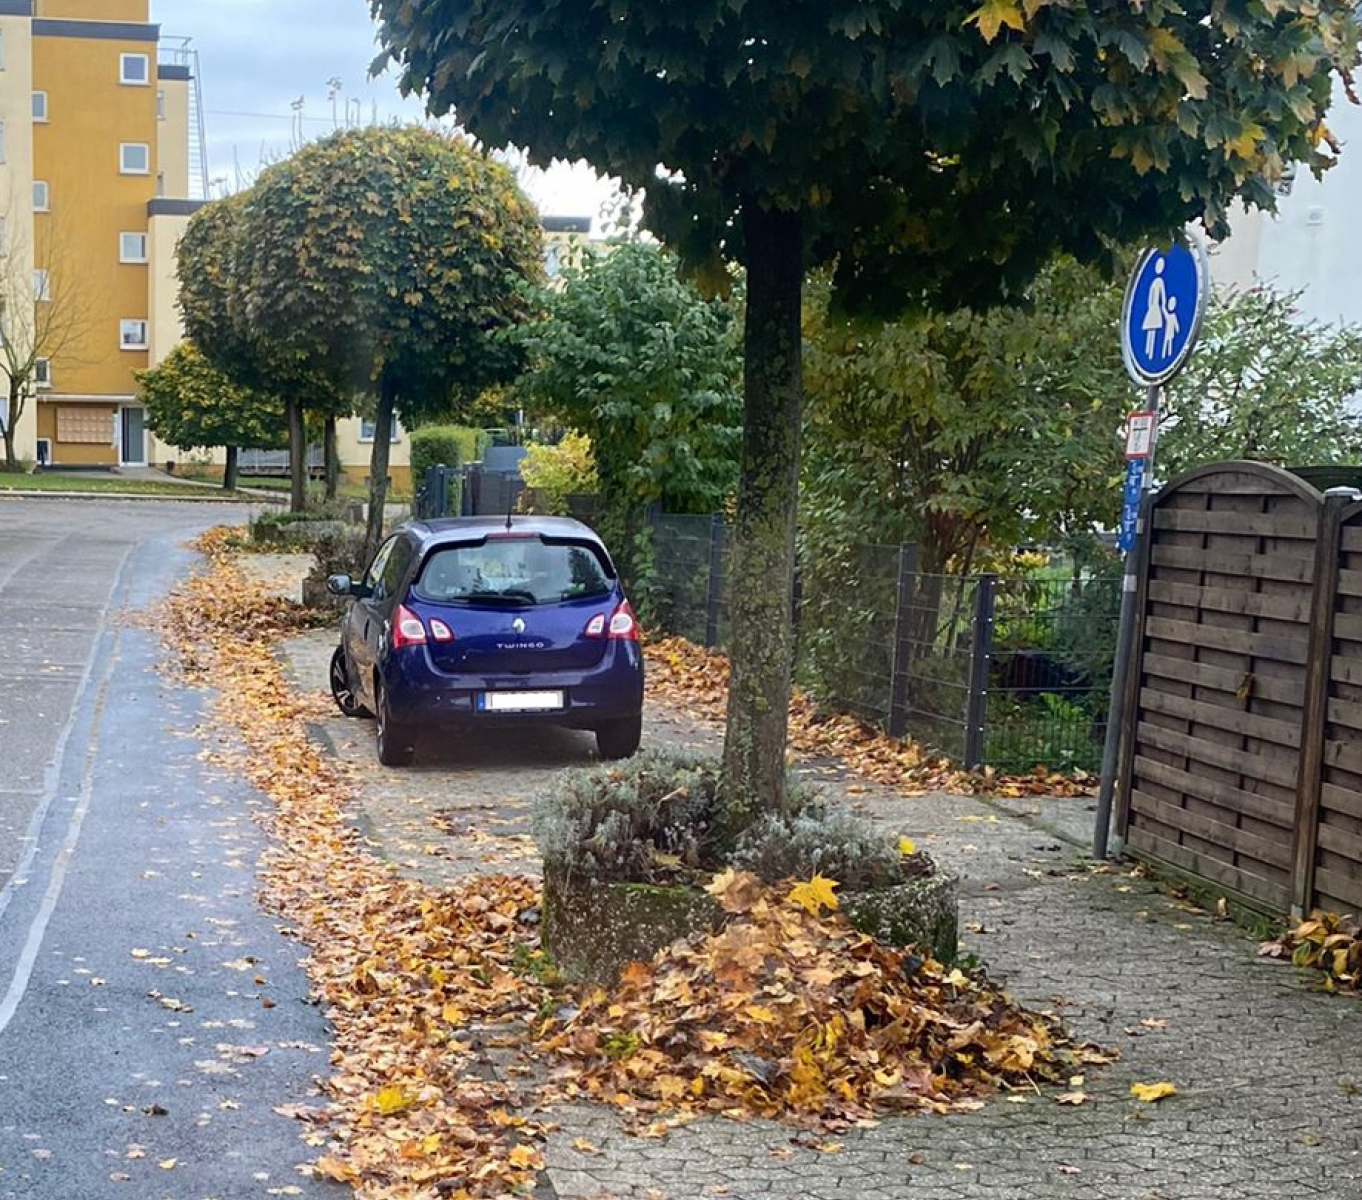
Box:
0, 471, 247, 498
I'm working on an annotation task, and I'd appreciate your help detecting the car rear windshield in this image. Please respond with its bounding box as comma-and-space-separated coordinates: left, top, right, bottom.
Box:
412, 536, 613, 606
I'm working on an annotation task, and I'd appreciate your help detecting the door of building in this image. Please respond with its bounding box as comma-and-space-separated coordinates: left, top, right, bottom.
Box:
119, 406, 147, 466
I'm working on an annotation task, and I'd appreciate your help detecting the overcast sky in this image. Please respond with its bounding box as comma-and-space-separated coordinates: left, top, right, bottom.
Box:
151, 0, 616, 222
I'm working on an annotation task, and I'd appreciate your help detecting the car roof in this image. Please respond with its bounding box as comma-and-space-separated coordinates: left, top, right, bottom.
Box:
404, 515, 607, 547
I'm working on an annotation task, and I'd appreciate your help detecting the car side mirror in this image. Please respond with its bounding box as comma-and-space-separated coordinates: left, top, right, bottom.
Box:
327, 573, 357, 597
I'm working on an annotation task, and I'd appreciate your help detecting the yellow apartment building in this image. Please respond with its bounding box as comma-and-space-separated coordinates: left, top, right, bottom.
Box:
0, 0, 201, 469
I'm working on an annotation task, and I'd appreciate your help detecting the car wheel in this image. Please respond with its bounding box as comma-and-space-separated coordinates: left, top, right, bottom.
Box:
595, 714, 642, 760
375, 680, 416, 767
329, 645, 372, 718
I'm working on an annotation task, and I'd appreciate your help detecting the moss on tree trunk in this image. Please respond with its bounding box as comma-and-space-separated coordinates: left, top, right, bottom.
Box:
720, 202, 804, 840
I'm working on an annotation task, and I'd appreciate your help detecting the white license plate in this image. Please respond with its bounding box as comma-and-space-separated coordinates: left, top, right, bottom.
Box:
480, 690, 564, 712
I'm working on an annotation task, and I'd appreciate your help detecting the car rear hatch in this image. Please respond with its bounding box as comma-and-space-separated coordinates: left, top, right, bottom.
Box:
407, 533, 624, 674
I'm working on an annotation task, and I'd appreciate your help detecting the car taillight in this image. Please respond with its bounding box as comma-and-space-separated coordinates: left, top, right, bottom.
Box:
429, 618, 455, 643
586, 600, 638, 641
391, 604, 428, 648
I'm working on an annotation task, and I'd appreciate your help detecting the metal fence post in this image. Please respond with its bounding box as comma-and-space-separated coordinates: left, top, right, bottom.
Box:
704, 514, 726, 648
964, 573, 996, 770
887, 544, 920, 738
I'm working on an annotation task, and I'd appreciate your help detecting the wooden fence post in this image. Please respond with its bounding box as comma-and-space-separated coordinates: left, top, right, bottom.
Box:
964, 574, 996, 770
1291, 488, 1350, 918
887, 544, 920, 739
704, 514, 725, 648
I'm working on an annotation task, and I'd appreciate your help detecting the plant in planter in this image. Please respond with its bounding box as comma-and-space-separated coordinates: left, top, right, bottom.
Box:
534, 750, 957, 983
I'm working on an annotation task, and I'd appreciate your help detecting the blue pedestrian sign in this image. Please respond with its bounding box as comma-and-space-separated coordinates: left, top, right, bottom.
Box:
1117, 457, 1146, 554
1120, 238, 1209, 387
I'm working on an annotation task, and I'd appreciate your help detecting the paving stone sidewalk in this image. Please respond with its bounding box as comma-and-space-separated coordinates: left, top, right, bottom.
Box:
253, 556, 1361, 1200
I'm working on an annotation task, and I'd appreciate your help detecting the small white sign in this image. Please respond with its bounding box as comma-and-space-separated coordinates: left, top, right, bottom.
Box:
1125, 411, 1156, 459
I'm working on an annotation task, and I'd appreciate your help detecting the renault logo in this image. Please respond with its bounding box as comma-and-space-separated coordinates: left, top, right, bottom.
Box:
512, 618, 526, 634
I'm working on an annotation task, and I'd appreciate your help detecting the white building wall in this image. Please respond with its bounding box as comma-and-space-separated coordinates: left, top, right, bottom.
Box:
1214, 77, 1362, 329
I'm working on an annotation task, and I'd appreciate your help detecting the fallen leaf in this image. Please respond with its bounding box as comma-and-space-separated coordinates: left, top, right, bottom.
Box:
1130, 1081, 1177, 1103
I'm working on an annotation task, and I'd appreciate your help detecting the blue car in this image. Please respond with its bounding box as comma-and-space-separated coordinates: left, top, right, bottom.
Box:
327, 515, 644, 766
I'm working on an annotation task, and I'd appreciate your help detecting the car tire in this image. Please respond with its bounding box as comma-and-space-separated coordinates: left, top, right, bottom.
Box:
329, 645, 372, 718
375, 680, 416, 767
595, 714, 642, 760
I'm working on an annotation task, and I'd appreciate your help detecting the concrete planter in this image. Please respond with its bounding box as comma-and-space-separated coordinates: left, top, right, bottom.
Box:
542, 869, 723, 985
542, 866, 959, 986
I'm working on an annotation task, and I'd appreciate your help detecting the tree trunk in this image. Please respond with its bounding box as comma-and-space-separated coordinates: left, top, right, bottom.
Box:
287, 399, 307, 513
364, 374, 397, 561
719, 202, 804, 838
3, 380, 22, 472
324, 414, 340, 502
223, 445, 239, 491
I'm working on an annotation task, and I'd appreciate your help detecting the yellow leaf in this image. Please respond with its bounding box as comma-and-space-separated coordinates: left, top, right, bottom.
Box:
571, 1137, 601, 1155
1130, 1080, 1178, 1103
898, 835, 917, 856
966, 0, 1026, 43
371, 1084, 415, 1115
744, 1004, 779, 1024
507, 1144, 541, 1170
787, 873, 840, 915
158, 1158, 178, 1170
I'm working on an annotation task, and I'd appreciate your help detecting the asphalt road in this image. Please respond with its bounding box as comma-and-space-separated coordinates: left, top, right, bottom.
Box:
0, 498, 332, 1199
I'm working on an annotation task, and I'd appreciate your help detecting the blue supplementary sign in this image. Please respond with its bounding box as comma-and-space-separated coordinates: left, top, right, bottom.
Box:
1120, 239, 1209, 387
1117, 457, 1146, 554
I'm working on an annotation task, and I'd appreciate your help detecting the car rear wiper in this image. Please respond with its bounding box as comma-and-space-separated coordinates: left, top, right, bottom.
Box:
463, 589, 535, 605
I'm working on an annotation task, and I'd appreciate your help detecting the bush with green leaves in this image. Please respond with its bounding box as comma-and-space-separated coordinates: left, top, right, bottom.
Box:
410, 424, 488, 480
519, 430, 598, 514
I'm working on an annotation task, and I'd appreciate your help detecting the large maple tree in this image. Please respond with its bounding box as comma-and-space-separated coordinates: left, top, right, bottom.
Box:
371, 0, 1359, 823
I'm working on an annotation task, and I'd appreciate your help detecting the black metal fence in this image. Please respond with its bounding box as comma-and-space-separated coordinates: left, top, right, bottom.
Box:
645, 513, 1122, 774
413, 464, 525, 520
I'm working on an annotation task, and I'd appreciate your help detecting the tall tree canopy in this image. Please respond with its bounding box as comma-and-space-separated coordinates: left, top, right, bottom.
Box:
372, 0, 1360, 818
509, 242, 742, 576
238, 125, 543, 553
177, 194, 339, 511
136, 344, 286, 490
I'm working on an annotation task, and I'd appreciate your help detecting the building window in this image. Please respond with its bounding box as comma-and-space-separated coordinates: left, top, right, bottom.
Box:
157, 90, 166, 121
119, 53, 149, 85
33, 269, 50, 301
34, 358, 51, 388
0, 29, 6, 71
33, 181, 48, 212
119, 319, 148, 349
119, 232, 148, 263
120, 143, 150, 175
32, 91, 47, 122
358, 415, 400, 443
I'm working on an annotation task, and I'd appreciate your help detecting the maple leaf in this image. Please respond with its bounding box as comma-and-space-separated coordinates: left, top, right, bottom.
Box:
1130, 1081, 1177, 1103
787, 874, 840, 915
705, 868, 764, 913
898, 835, 917, 856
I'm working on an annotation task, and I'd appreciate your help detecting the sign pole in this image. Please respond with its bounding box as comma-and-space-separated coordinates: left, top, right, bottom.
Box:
1093, 383, 1159, 859
1096, 233, 1207, 859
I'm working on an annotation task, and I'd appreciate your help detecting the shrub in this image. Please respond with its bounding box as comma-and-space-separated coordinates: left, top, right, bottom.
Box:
730, 794, 935, 893
409, 425, 488, 481
519, 431, 598, 514
533, 750, 725, 883
534, 750, 935, 892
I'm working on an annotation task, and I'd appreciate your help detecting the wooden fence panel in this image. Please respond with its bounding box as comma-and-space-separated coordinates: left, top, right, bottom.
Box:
1311, 500, 1362, 913
1117, 465, 1322, 912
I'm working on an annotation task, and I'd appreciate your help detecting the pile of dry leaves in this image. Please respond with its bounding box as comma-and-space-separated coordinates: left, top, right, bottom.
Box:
156, 530, 1099, 1198
645, 635, 1095, 797
542, 868, 1100, 1126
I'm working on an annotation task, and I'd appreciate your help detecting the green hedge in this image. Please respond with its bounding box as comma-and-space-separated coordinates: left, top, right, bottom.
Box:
409, 425, 489, 480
